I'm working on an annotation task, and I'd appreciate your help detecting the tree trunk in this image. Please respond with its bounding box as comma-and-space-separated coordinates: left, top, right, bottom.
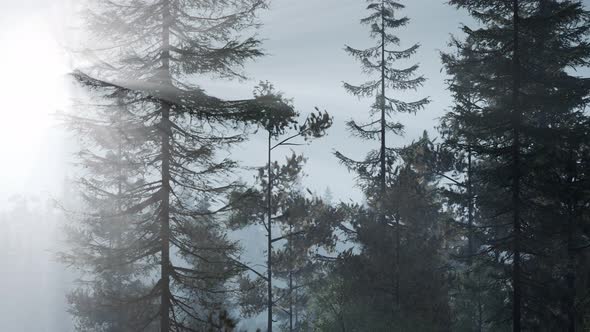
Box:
295, 280, 299, 331
160, 102, 171, 332
160, 1, 172, 330
267, 131, 273, 332
379, 2, 387, 201
467, 149, 474, 263
289, 222, 294, 332
467, 149, 482, 332
566, 150, 577, 332
511, 0, 522, 331
567, 211, 576, 332
379, 0, 401, 312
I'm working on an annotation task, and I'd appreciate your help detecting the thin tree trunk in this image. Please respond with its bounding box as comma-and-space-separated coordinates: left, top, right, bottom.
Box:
115, 104, 124, 329
379, 3, 386, 200
289, 222, 294, 332
160, 1, 172, 330
477, 280, 484, 332
379, 0, 401, 312
294, 280, 299, 331
511, 0, 522, 331
467, 149, 482, 332
566, 150, 577, 332
160, 102, 172, 332
567, 209, 576, 332
467, 149, 474, 263
267, 130, 273, 332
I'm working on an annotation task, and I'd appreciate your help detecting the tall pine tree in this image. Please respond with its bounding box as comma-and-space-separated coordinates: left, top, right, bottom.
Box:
442, 0, 590, 329
228, 84, 331, 331
317, 134, 451, 330
329, 1, 448, 329
65, 0, 297, 330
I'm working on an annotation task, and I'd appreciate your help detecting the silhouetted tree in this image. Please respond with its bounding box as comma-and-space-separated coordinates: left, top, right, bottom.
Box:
334, 0, 429, 308
315, 134, 451, 331
443, 0, 590, 329
327, 1, 447, 328
228, 85, 331, 331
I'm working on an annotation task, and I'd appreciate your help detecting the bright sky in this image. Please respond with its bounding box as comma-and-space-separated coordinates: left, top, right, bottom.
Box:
0, 4, 69, 199
0, 3, 73, 331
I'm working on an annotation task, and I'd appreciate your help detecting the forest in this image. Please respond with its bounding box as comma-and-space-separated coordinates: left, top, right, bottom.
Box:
1, 0, 590, 331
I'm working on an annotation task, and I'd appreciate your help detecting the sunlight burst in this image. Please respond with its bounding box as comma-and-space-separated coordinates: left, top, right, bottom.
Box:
0, 15, 68, 187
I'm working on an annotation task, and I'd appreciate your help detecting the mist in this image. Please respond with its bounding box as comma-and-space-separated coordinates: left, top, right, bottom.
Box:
2, 0, 590, 331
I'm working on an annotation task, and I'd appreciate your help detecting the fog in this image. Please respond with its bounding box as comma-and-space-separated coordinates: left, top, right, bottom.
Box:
2, 0, 590, 331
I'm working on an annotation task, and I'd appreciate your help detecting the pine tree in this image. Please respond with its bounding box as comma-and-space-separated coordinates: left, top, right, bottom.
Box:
442, 0, 590, 329
334, 0, 429, 309
63, 98, 159, 331
258, 86, 330, 332
229, 154, 334, 332
336, 0, 429, 196
437, 63, 492, 332
65, 0, 297, 330
436, 118, 505, 331
271, 177, 337, 332
228, 86, 331, 331
318, 134, 450, 331
520, 2, 590, 328
328, 0, 447, 328
441, 1, 528, 329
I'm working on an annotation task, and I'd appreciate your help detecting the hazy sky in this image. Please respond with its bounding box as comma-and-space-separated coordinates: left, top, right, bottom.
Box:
2, 0, 590, 330
205, 0, 470, 203
0, 0, 471, 201
2, 0, 589, 200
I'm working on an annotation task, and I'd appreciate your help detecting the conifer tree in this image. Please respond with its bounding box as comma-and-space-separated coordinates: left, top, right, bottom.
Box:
331, 0, 445, 327
65, 0, 299, 330
442, 0, 590, 329
270, 174, 339, 332
522, 2, 590, 328
228, 86, 331, 331
317, 134, 451, 331
231, 154, 333, 332
336, 0, 429, 199
63, 98, 159, 331
257, 85, 330, 332
229, 154, 334, 332
271, 195, 320, 332
334, 0, 429, 308
437, 75, 490, 332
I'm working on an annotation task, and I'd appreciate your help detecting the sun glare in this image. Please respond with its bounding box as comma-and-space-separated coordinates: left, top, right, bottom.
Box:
0, 14, 68, 192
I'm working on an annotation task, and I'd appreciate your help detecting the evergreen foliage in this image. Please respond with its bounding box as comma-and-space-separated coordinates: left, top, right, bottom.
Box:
319, 1, 449, 330
52, 0, 590, 331
63, 0, 297, 330
228, 85, 332, 331
441, 0, 590, 329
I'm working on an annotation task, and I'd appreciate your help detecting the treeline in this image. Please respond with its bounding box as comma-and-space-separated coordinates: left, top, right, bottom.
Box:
61, 0, 590, 331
